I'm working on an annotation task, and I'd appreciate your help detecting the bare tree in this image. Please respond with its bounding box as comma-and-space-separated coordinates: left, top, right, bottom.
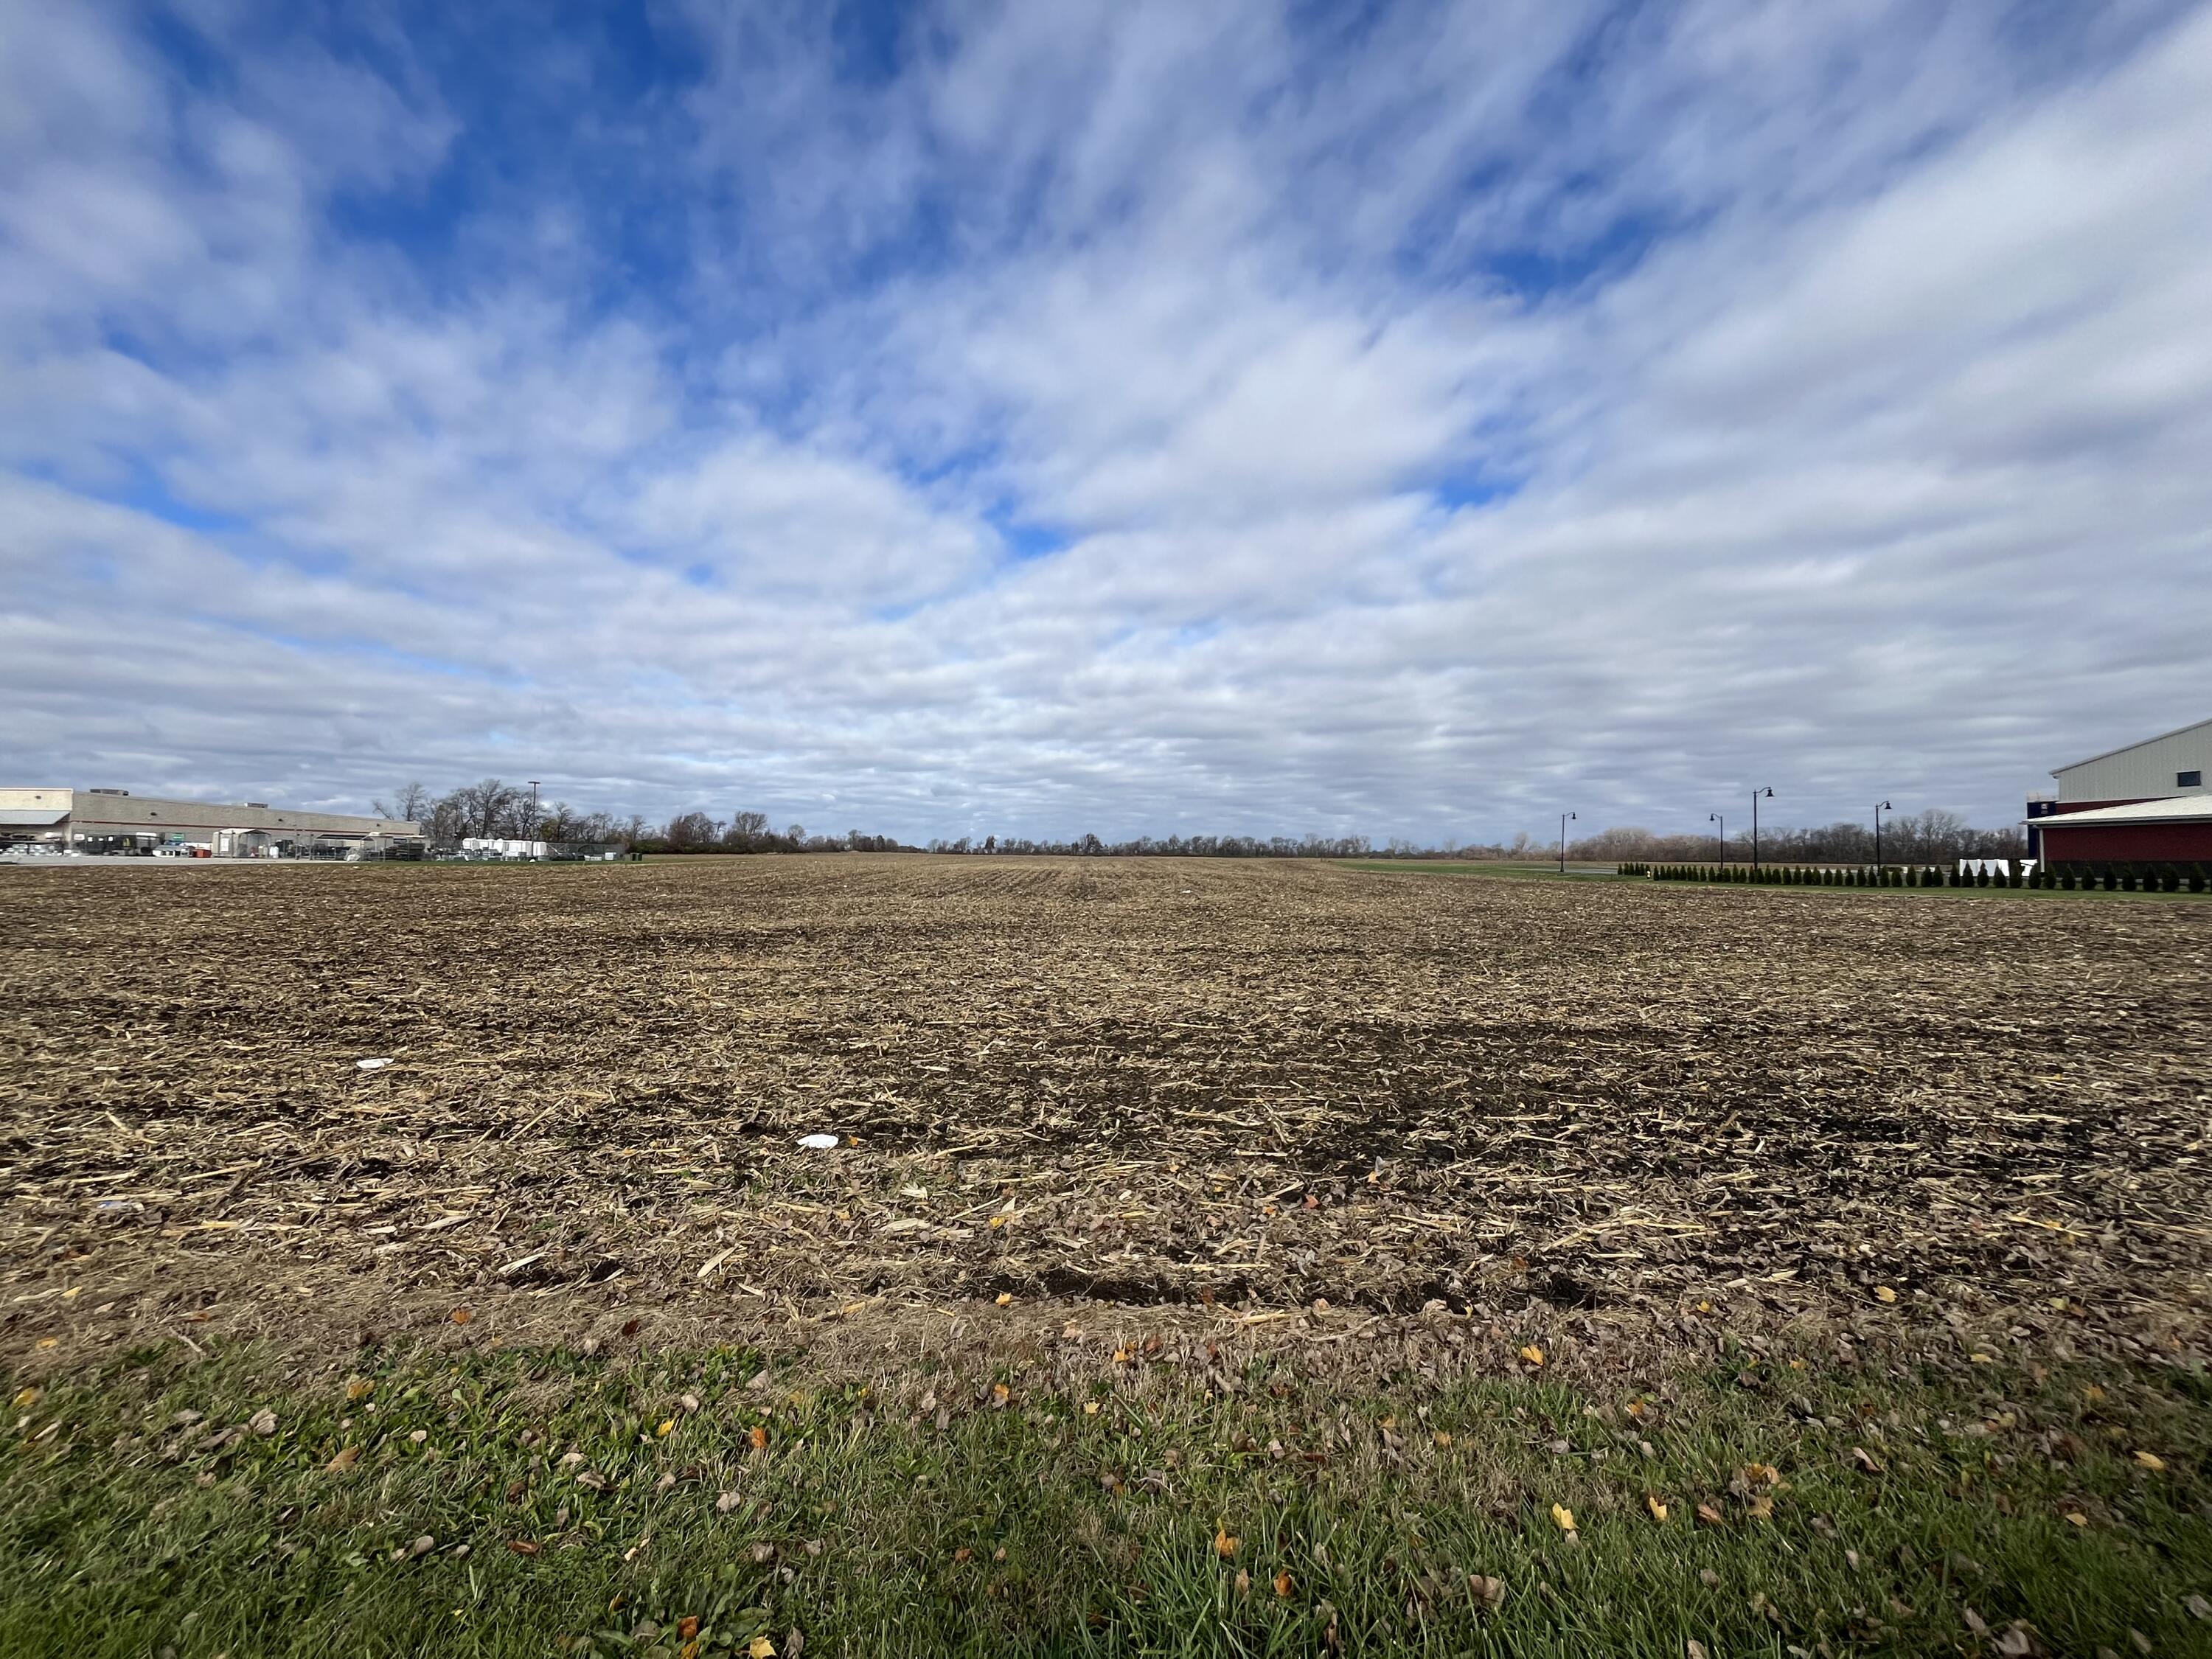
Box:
372, 782, 433, 824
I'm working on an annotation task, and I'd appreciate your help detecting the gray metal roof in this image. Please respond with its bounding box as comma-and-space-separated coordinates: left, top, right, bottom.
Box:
2025, 794, 2212, 828
0, 808, 69, 826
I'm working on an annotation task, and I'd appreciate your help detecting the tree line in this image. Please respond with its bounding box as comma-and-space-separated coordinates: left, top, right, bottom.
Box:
372, 781, 2021, 863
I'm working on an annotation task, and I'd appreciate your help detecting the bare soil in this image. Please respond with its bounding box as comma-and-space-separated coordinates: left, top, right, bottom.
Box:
2, 856, 2206, 1374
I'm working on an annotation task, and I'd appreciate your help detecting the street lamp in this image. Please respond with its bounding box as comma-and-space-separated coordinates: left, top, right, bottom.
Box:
1874, 800, 1891, 873
528, 782, 540, 848
1559, 811, 1576, 875
1709, 812, 1724, 867
1751, 786, 1773, 872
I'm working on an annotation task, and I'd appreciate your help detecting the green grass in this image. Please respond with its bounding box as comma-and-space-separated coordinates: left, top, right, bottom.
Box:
5, 1342, 2208, 1658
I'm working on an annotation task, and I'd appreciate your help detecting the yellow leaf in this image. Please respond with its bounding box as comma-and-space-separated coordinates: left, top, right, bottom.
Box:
1433, 1431, 1453, 1447
1519, 1345, 1545, 1368
2134, 1450, 2165, 1471
1550, 1503, 1575, 1533
1969, 1352, 1993, 1364
451, 1307, 473, 1326
1214, 1526, 1239, 1558
11, 1387, 37, 1408
748, 1425, 768, 1452
345, 1377, 375, 1402
1084, 1401, 1101, 1415
1873, 1286, 1897, 1304
1646, 1494, 1668, 1522
2065, 1512, 2088, 1527
33, 1338, 56, 1351
2081, 1384, 2106, 1403
994, 1293, 1013, 1307
657, 1419, 675, 1437
988, 1215, 1007, 1229
992, 1383, 1009, 1406
747, 1638, 776, 1659
1747, 1494, 1774, 1521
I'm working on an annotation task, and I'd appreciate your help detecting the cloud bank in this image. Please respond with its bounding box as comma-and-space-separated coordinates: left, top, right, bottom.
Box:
3, 0, 2208, 841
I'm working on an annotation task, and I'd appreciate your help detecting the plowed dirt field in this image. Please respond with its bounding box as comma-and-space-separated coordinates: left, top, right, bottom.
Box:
3, 857, 2205, 1371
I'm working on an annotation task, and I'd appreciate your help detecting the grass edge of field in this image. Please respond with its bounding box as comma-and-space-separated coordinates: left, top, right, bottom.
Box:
4, 1338, 2208, 1658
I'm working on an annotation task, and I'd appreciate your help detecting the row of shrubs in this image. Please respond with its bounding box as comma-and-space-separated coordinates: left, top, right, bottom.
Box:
1621, 862, 1964, 886
1615, 862, 2209, 893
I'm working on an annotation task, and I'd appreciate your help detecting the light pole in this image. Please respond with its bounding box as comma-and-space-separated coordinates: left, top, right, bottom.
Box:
1874, 799, 1891, 873
1751, 786, 1773, 872
1709, 812, 1724, 867
1559, 811, 1575, 875
528, 782, 540, 849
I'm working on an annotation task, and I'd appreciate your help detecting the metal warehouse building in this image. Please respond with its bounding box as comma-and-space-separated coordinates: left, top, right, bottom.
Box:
2026, 717, 2212, 867
0, 787, 422, 856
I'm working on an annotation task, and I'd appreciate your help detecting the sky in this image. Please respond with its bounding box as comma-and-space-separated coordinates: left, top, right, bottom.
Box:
3, 0, 2209, 845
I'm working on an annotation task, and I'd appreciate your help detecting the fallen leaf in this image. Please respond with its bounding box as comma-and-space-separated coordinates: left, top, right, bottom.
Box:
1433, 1431, 1453, 1447
2132, 1451, 2164, 1471
1084, 1401, 1101, 1415
1519, 1345, 1545, 1368
1849, 1446, 1882, 1474
678, 1616, 700, 1640
451, 1307, 472, 1326
1686, 1643, 1708, 1659
658, 1419, 675, 1436
2065, 1512, 2087, 1527
992, 1383, 1010, 1407
953, 1547, 972, 1563
2081, 1384, 2106, 1403
248, 1409, 278, 1436
716, 1490, 741, 1513
2186, 1593, 2210, 1621
1274, 1571, 1293, 1598
11, 1388, 38, 1408
748, 1425, 769, 1452
1468, 1574, 1506, 1611
1550, 1503, 1576, 1533
324, 1446, 360, 1472
748, 1638, 776, 1659
1646, 1494, 1669, 1522
994, 1293, 1014, 1307
507, 1539, 540, 1557
409, 1534, 435, 1558
1747, 1494, 1775, 1521
1873, 1286, 1897, 1304
1214, 1526, 1239, 1558
1697, 1503, 1725, 1526
1232, 1569, 1250, 1597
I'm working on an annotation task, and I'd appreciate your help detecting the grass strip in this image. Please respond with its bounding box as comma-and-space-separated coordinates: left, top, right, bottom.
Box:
4, 1343, 2208, 1657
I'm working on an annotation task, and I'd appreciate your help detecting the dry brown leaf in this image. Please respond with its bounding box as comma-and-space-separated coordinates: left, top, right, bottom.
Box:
507, 1539, 540, 1557
748, 1425, 769, 1452
1274, 1571, 1293, 1599
324, 1446, 360, 1473
1214, 1526, 1239, 1558
450, 1307, 472, 1326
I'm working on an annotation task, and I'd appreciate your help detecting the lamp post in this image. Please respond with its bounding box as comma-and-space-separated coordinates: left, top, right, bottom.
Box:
528, 782, 540, 850
1709, 812, 1724, 867
1559, 811, 1575, 875
1751, 786, 1773, 872
1874, 799, 1891, 874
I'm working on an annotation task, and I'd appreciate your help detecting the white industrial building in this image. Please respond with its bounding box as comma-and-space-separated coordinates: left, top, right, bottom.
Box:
2026, 717, 2212, 866
0, 787, 422, 856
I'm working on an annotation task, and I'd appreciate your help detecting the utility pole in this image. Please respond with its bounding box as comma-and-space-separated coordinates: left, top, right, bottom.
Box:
1751, 786, 1773, 872
1874, 800, 1891, 872
1709, 812, 1724, 866
1559, 811, 1576, 874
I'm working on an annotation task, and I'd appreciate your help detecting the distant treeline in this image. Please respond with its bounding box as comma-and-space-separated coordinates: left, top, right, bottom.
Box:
375, 781, 2021, 863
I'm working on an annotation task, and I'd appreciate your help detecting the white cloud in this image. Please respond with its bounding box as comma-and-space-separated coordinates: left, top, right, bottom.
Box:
1, 1, 2208, 841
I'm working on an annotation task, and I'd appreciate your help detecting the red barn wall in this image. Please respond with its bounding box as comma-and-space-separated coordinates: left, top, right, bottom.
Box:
2039, 822, 2212, 862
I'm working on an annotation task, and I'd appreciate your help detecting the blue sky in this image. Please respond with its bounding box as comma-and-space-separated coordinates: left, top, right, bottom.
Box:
3, 0, 2209, 841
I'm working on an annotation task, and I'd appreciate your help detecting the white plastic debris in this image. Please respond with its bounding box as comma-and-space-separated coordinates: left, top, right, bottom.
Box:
796, 1133, 840, 1150
355, 1057, 394, 1071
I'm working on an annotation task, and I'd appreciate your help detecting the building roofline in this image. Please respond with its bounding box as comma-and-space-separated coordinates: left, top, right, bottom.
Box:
2051, 714, 2212, 777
